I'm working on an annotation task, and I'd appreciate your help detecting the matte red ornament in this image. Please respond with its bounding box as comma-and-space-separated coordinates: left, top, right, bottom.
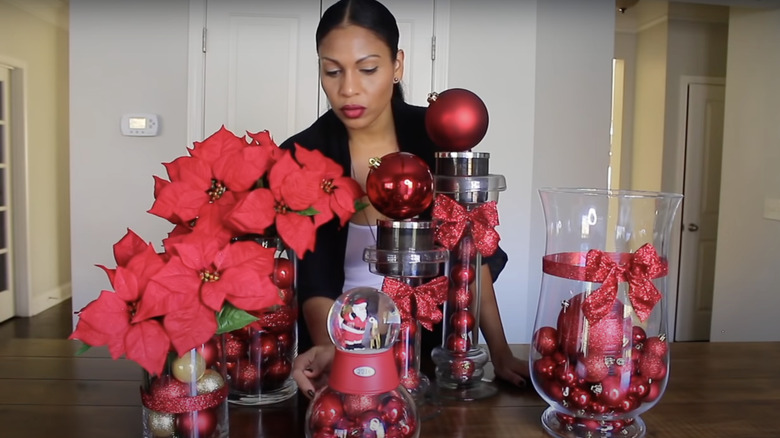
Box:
533, 326, 559, 356
450, 310, 475, 334
643, 336, 668, 357
343, 393, 380, 418
638, 354, 667, 380
365, 152, 434, 220
576, 354, 609, 383
176, 408, 218, 437
451, 358, 475, 381
273, 258, 294, 289
311, 391, 344, 429
599, 375, 629, 408
425, 88, 489, 151
445, 333, 471, 354
450, 264, 476, 286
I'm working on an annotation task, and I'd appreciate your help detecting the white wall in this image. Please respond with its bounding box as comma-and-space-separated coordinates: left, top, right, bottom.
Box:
69, 0, 191, 319
710, 7, 780, 341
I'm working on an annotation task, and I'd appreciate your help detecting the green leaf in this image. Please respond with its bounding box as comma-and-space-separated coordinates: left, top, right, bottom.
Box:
296, 207, 320, 216
216, 303, 259, 334
75, 343, 92, 356
355, 200, 370, 212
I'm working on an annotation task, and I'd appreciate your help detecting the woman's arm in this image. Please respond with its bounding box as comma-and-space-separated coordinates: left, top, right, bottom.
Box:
303, 296, 337, 346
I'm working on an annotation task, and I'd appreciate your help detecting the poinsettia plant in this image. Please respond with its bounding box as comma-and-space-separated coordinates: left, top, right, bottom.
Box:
70, 127, 363, 375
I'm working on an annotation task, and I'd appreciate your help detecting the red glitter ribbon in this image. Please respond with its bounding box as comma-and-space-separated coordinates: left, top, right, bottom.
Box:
141, 385, 227, 414
542, 243, 667, 323
433, 194, 500, 257
381, 276, 448, 331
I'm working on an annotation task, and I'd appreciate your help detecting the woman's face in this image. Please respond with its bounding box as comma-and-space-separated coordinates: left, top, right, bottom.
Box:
318, 24, 403, 132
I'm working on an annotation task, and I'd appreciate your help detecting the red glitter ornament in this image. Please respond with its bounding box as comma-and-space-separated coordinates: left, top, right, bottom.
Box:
639, 354, 667, 380
453, 287, 473, 310
273, 258, 294, 289
176, 408, 218, 437
311, 391, 344, 429
230, 359, 261, 393
425, 88, 489, 151
399, 368, 421, 390
451, 358, 475, 381
343, 393, 380, 418
150, 375, 190, 400
576, 354, 609, 383
365, 152, 434, 220
381, 396, 407, 424
450, 264, 476, 286
224, 335, 248, 362
445, 333, 471, 354
450, 310, 475, 335
533, 326, 559, 356
643, 336, 668, 357
586, 312, 627, 355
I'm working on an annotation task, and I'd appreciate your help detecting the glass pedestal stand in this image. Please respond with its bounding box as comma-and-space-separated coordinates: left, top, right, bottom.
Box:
364, 219, 449, 405
431, 152, 506, 401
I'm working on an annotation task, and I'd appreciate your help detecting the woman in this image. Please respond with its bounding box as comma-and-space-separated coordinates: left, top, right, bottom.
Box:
280, 0, 527, 398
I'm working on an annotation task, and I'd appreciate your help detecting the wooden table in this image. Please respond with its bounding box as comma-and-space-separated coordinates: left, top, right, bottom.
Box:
0, 340, 777, 437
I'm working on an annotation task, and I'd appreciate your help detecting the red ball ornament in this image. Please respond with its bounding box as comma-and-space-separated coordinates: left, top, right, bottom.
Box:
568, 386, 592, 409
576, 354, 610, 383
250, 332, 278, 361
365, 152, 434, 220
197, 338, 220, 368
632, 326, 647, 345
551, 351, 569, 365
273, 258, 294, 289
445, 333, 471, 354
278, 288, 295, 306
644, 380, 663, 402
425, 88, 489, 151
533, 326, 559, 356
587, 400, 609, 415
639, 354, 667, 380
230, 359, 261, 392
628, 376, 651, 399
557, 294, 585, 356
453, 287, 473, 310
224, 335, 248, 362
394, 343, 411, 368
176, 408, 218, 437
587, 313, 628, 355
343, 393, 380, 418
359, 410, 387, 438
276, 330, 293, 354
644, 336, 668, 357
554, 363, 577, 386
450, 264, 476, 286
149, 375, 190, 400
533, 355, 557, 380
451, 358, 475, 381
599, 375, 629, 408
264, 357, 292, 386
311, 391, 344, 429
543, 380, 565, 403
397, 415, 417, 437
381, 396, 407, 424
400, 368, 421, 390
450, 310, 475, 335
385, 426, 404, 438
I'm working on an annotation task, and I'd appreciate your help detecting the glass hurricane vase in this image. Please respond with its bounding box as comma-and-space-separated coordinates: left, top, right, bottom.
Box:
531, 188, 682, 438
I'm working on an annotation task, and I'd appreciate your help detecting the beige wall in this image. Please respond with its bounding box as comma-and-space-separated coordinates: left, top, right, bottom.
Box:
0, 0, 70, 316
711, 7, 780, 341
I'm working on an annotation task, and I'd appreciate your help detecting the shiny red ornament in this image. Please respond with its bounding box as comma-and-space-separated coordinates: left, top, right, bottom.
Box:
359, 410, 387, 438
278, 287, 295, 305
551, 351, 568, 365
197, 339, 220, 368
400, 369, 421, 389
264, 357, 292, 386
450, 310, 476, 335
343, 393, 380, 418
453, 287, 473, 310
397, 415, 417, 437
273, 258, 295, 289
554, 363, 577, 386
644, 380, 663, 402
381, 396, 406, 424
451, 358, 475, 381
533, 326, 559, 356
543, 380, 565, 403
311, 391, 344, 429
568, 386, 592, 409
425, 88, 489, 151
445, 333, 471, 354
230, 359, 261, 392
588, 400, 608, 415
599, 375, 629, 408
365, 152, 434, 220
577, 354, 609, 383
176, 408, 218, 437
276, 331, 293, 353
450, 263, 476, 286
250, 332, 277, 361
639, 354, 667, 380
628, 376, 651, 399
557, 294, 585, 356
533, 355, 557, 380
644, 336, 668, 357
632, 326, 647, 345
394, 343, 411, 368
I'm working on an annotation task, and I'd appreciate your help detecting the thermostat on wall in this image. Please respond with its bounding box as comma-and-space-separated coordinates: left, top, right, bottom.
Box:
121, 114, 159, 136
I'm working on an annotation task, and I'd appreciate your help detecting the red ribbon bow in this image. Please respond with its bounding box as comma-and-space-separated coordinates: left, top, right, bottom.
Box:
582, 243, 667, 323
381, 276, 448, 331
433, 194, 500, 257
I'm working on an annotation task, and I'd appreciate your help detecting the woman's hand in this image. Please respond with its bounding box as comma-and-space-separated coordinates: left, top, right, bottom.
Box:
292, 344, 336, 399
491, 349, 529, 388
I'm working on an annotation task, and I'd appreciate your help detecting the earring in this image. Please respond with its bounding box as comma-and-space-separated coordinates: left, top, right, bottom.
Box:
393, 77, 400, 83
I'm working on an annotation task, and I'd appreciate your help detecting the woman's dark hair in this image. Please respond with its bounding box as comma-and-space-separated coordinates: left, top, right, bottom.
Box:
316, 0, 404, 102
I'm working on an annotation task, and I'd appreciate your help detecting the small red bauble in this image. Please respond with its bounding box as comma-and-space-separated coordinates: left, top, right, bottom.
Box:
149, 375, 190, 400
197, 338, 220, 368
450, 310, 476, 335
599, 375, 629, 408
628, 375, 651, 399
365, 152, 434, 220
425, 88, 489, 151
264, 357, 292, 385
551, 351, 569, 365
632, 326, 647, 345
359, 410, 387, 438
273, 258, 294, 289
453, 287, 473, 310
311, 391, 344, 429
639, 354, 667, 380
445, 333, 471, 354
588, 400, 609, 415
343, 394, 380, 418
451, 358, 475, 381
450, 264, 476, 286
230, 359, 261, 392
554, 363, 577, 386
278, 288, 295, 305
533, 326, 559, 356
568, 386, 592, 409
644, 380, 663, 402
394, 343, 411, 368
397, 415, 417, 437
400, 368, 421, 390
380, 396, 407, 424
617, 396, 640, 412
643, 336, 668, 357
587, 313, 628, 355
557, 294, 585, 356
250, 332, 277, 361
277, 330, 293, 353
576, 354, 609, 383
543, 380, 565, 403
176, 408, 218, 437
224, 335, 248, 362
533, 355, 557, 380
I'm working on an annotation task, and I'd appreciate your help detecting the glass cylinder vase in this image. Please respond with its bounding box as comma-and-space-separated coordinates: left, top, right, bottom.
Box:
141, 337, 229, 438
225, 236, 298, 406
532, 188, 682, 438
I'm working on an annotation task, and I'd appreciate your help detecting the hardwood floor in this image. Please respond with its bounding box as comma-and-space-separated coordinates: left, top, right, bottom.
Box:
0, 299, 73, 340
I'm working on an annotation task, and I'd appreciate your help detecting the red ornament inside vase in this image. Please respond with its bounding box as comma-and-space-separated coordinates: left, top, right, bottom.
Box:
365, 152, 434, 220
425, 88, 489, 152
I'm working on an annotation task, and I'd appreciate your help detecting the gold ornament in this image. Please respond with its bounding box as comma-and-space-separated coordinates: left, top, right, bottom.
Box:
171, 350, 206, 383
147, 410, 176, 437
196, 369, 225, 394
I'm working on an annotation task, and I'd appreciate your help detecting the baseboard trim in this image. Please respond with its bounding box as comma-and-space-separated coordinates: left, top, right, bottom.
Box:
28, 283, 72, 317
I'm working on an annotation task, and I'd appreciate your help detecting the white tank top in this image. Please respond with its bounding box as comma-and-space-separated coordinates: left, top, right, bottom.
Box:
343, 222, 383, 292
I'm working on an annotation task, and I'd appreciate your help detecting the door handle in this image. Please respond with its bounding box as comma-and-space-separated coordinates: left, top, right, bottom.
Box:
688, 223, 699, 232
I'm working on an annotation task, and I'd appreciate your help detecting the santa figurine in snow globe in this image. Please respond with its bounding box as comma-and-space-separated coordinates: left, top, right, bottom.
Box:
305, 287, 420, 438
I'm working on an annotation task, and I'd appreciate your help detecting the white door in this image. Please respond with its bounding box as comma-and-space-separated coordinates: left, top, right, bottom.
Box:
203, 0, 322, 143
675, 83, 725, 341
319, 0, 436, 113
0, 65, 13, 323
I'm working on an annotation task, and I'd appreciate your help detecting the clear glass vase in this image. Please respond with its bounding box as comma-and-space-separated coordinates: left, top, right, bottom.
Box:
225, 236, 298, 405
532, 188, 682, 438
141, 337, 229, 438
